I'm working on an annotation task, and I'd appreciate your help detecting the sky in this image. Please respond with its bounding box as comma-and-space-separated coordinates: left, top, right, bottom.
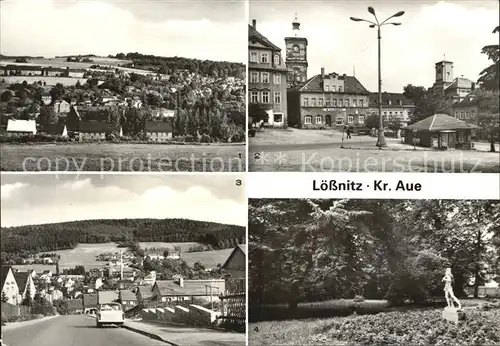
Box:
0, 0, 246, 63
250, 0, 499, 92
1, 174, 246, 227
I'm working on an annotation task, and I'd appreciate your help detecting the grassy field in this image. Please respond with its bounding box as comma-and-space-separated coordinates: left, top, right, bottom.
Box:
249, 303, 500, 345
182, 249, 233, 269
0, 143, 246, 172
139, 242, 202, 252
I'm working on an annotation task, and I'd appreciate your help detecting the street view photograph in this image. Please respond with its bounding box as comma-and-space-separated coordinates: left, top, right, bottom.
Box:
0, 0, 246, 172
248, 199, 500, 345
248, 0, 500, 172
0, 174, 246, 346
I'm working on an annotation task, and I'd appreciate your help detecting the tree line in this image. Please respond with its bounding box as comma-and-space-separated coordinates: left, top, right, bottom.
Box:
0, 218, 245, 261
112, 52, 245, 79
249, 199, 500, 309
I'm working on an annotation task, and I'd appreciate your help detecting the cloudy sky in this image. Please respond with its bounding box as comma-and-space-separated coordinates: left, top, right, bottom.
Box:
250, 0, 499, 92
0, 0, 246, 62
1, 174, 246, 227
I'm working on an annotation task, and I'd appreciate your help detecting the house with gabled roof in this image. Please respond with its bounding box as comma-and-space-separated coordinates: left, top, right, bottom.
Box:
78, 121, 121, 140
221, 244, 246, 280
152, 278, 225, 304
14, 271, 36, 303
293, 68, 371, 129
144, 120, 173, 142
404, 113, 479, 149
1, 266, 20, 305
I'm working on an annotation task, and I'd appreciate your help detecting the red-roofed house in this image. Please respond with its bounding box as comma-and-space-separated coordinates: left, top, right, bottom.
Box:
404, 113, 479, 149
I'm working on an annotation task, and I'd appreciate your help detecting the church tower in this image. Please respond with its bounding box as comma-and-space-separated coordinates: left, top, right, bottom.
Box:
285, 14, 308, 88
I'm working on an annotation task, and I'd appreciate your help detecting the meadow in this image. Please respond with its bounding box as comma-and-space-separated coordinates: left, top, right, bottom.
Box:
182, 249, 233, 269
0, 142, 246, 172
138, 242, 202, 252
249, 302, 500, 345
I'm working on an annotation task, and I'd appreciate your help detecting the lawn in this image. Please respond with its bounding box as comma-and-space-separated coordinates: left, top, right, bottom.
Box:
249, 304, 500, 345
139, 242, 202, 252
249, 147, 500, 172
182, 249, 233, 269
0, 143, 246, 172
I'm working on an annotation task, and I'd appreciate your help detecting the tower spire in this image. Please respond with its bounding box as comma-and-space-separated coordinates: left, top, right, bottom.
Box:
292, 13, 300, 36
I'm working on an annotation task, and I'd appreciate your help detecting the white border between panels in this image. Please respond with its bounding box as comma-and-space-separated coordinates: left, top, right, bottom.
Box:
247, 172, 500, 199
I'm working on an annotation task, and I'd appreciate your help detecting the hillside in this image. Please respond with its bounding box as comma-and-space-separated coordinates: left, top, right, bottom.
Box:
0, 218, 245, 254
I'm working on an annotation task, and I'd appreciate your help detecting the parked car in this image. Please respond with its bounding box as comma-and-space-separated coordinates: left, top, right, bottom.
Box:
96, 303, 124, 327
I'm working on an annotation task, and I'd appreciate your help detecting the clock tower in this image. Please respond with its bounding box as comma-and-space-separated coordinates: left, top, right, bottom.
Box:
285, 14, 308, 88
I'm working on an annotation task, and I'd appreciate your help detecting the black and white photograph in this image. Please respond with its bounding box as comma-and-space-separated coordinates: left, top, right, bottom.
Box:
0, 174, 247, 346
248, 0, 500, 172
0, 0, 246, 172
248, 198, 500, 345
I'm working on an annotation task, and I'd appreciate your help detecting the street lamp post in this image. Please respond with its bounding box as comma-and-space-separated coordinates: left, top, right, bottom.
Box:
351, 7, 405, 147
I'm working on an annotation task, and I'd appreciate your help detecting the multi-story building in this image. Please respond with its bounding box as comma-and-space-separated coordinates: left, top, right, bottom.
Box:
368, 92, 415, 128
248, 20, 288, 128
1, 266, 20, 305
295, 67, 370, 129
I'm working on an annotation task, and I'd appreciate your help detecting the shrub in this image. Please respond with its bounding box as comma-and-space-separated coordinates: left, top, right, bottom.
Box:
199, 133, 212, 143
184, 134, 195, 142
353, 295, 365, 303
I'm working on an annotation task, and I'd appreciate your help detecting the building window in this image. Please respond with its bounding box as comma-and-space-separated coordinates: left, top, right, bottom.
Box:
274, 92, 281, 104
332, 99, 337, 106
345, 99, 349, 107
250, 72, 258, 83
274, 113, 283, 123
338, 99, 343, 107
471, 110, 476, 117
261, 52, 269, 63
325, 98, 331, 106
250, 91, 258, 103
389, 111, 393, 116
359, 99, 363, 107
303, 98, 308, 106
261, 72, 269, 83
325, 85, 329, 91
454, 112, 458, 117
383, 111, 387, 115
338, 86, 343, 92
274, 54, 280, 65
316, 115, 322, 124
262, 91, 270, 103
336, 115, 343, 126
348, 115, 354, 123
358, 115, 365, 123
304, 116, 312, 124
465, 111, 469, 119
460, 112, 464, 119
311, 98, 316, 106
273, 73, 281, 84
250, 52, 258, 62
318, 98, 323, 106
352, 100, 357, 107
388, 100, 392, 105
399, 100, 403, 106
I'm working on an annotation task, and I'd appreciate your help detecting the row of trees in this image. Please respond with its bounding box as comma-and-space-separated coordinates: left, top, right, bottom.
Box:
249, 199, 500, 309
0, 218, 245, 260
113, 53, 245, 79
142, 257, 224, 280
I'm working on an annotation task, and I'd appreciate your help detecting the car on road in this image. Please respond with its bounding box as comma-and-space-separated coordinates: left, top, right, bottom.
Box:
95, 302, 124, 328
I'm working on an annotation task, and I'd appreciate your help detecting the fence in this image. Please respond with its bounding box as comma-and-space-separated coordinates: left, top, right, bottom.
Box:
1, 303, 31, 318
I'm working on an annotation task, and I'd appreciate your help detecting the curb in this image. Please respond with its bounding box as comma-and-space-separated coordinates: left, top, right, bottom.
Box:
123, 324, 179, 346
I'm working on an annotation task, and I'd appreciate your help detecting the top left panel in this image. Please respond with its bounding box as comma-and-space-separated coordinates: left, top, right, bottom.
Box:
0, 0, 247, 172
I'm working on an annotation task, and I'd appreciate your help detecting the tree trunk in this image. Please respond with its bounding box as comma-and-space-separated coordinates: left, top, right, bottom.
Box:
490, 134, 496, 152
473, 229, 482, 298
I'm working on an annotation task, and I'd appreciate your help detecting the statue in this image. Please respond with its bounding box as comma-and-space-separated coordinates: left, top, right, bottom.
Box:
442, 268, 461, 310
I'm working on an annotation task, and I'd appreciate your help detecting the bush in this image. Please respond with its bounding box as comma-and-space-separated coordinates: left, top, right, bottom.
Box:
199, 133, 212, 143
353, 295, 365, 303
184, 134, 195, 142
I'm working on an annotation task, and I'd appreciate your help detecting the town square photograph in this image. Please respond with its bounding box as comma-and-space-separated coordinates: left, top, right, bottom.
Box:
0, 0, 246, 172
0, 174, 246, 346
248, 0, 500, 172
248, 198, 500, 345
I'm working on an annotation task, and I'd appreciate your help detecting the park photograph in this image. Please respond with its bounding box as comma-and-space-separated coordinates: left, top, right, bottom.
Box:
248, 198, 500, 345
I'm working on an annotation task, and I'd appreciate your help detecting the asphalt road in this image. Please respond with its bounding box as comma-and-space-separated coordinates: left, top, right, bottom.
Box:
250, 137, 374, 152
2, 315, 167, 346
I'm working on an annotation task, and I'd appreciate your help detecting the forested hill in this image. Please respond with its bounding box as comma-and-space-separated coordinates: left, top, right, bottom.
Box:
0, 218, 245, 254
112, 52, 245, 78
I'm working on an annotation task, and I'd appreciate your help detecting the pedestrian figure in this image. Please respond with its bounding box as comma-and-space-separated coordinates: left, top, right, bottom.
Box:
346, 126, 351, 139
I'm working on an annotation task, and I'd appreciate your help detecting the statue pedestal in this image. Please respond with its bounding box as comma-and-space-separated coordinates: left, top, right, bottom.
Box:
442, 307, 466, 324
